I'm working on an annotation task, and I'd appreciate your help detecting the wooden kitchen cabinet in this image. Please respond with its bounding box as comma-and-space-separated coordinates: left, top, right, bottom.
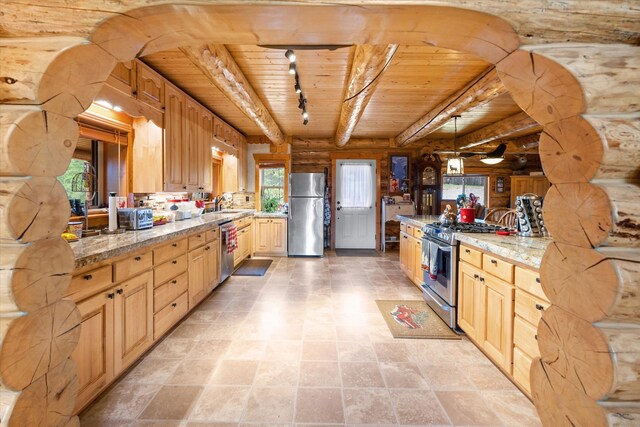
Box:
479, 273, 514, 371
164, 82, 186, 191
234, 222, 253, 266
135, 60, 164, 111
188, 226, 220, 308
399, 222, 424, 289
510, 176, 550, 207
106, 61, 135, 96
254, 218, 287, 256
458, 261, 483, 341
413, 238, 423, 285
205, 240, 220, 292
188, 244, 207, 309
185, 98, 201, 192
113, 271, 154, 374
71, 289, 114, 413
200, 109, 214, 192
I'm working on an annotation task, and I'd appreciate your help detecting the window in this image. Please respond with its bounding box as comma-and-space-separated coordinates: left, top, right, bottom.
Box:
260, 166, 285, 209
442, 175, 488, 205
58, 158, 94, 202
340, 163, 374, 208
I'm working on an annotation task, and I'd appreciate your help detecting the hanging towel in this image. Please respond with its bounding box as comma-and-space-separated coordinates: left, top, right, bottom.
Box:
323, 186, 331, 226
227, 224, 238, 253
421, 241, 430, 274
428, 241, 440, 280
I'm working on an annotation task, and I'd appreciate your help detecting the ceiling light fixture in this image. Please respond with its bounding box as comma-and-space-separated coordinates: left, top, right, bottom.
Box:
285, 49, 296, 62
480, 143, 507, 165
285, 49, 309, 125
446, 115, 465, 175
480, 156, 504, 165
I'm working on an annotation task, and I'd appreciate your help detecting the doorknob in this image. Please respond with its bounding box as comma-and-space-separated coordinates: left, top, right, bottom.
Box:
337, 206, 341, 211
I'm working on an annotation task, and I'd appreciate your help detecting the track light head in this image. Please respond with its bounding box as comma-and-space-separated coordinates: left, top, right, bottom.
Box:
298, 97, 307, 109
303, 118, 309, 125
294, 83, 301, 94
285, 49, 296, 63
288, 63, 297, 75
302, 110, 309, 120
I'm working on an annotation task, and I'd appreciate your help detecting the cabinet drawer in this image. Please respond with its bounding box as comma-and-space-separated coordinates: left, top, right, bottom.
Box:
515, 266, 548, 301
154, 238, 187, 265
400, 222, 408, 233
460, 245, 482, 268
515, 289, 549, 326
154, 271, 188, 312
405, 224, 415, 237
482, 253, 514, 283
514, 315, 540, 358
188, 231, 207, 250
413, 228, 425, 239
113, 251, 153, 282
206, 227, 219, 242
513, 346, 533, 395
154, 292, 188, 340
234, 217, 251, 230
154, 254, 188, 286
68, 264, 113, 302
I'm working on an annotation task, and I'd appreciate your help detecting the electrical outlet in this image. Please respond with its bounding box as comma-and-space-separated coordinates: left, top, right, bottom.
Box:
245, 196, 249, 202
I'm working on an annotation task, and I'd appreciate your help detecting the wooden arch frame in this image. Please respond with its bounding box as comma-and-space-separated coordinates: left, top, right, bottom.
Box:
1, 3, 638, 426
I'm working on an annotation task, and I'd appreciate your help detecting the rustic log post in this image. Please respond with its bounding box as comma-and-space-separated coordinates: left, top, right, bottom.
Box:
499, 43, 640, 427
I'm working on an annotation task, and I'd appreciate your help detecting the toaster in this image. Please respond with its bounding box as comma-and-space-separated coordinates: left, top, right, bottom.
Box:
117, 207, 153, 230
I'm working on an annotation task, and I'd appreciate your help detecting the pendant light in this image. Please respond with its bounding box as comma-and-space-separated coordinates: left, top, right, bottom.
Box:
446, 115, 464, 175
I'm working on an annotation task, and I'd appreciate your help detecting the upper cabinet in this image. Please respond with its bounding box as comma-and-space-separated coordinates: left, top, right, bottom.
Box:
510, 176, 550, 207
135, 61, 164, 111
164, 82, 187, 192
106, 61, 135, 96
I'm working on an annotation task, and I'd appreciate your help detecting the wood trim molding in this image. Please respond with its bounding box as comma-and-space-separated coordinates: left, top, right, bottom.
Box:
253, 153, 291, 211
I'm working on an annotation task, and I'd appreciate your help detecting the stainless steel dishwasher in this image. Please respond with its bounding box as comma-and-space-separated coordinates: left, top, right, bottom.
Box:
219, 220, 235, 283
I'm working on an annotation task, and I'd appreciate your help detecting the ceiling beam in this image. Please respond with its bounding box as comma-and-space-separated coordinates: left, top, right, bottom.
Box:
457, 111, 540, 150
334, 44, 398, 147
180, 44, 285, 145
419, 133, 541, 157
396, 67, 507, 146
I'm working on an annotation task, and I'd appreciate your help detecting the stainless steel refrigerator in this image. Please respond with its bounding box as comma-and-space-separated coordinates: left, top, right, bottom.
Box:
288, 173, 325, 256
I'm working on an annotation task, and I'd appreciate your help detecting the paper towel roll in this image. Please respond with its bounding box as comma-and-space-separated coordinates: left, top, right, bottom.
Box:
108, 192, 117, 231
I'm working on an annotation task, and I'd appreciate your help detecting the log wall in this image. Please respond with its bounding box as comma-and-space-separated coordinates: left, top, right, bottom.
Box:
0, 2, 638, 426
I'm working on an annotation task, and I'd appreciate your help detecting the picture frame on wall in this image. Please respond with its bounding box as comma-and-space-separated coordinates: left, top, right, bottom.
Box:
389, 154, 410, 195
496, 176, 505, 193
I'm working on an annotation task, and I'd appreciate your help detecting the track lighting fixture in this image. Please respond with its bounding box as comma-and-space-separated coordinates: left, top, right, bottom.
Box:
285, 49, 309, 124
285, 49, 296, 63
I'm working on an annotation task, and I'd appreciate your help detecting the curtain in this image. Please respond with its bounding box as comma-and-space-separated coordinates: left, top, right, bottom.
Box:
340, 163, 373, 208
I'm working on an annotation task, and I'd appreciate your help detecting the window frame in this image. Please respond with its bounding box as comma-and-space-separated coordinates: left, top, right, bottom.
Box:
253, 153, 290, 211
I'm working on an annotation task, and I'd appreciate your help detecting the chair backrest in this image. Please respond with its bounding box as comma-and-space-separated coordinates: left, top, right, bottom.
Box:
485, 207, 509, 224
497, 210, 518, 229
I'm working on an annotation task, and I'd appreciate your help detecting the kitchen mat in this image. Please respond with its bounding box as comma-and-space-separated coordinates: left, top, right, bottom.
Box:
335, 249, 380, 257
375, 300, 460, 339
233, 258, 273, 276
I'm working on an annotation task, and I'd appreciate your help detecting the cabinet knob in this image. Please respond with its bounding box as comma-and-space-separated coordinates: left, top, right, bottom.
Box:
479, 277, 485, 282
171, 280, 177, 284
116, 288, 124, 295
535, 303, 544, 311
205, 246, 210, 251
183, 186, 187, 190
536, 277, 541, 283
134, 256, 141, 261
172, 243, 178, 247
474, 274, 479, 279
172, 302, 177, 308
107, 293, 115, 299
172, 260, 178, 264
491, 259, 497, 265
465, 249, 471, 254
84, 274, 93, 281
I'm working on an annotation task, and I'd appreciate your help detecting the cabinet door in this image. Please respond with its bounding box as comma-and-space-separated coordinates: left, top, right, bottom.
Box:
200, 110, 213, 192
106, 61, 135, 96
71, 290, 114, 413
480, 274, 515, 371
271, 219, 287, 254
114, 271, 153, 374
213, 116, 226, 142
237, 136, 247, 191
164, 84, 186, 191
254, 218, 271, 253
412, 239, 423, 286
399, 232, 408, 273
405, 237, 415, 279
457, 262, 483, 341
531, 177, 550, 198
135, 60, 163, 110
205, 241, 219, 292
185, 99, 201, 191
188, 245, 207, 309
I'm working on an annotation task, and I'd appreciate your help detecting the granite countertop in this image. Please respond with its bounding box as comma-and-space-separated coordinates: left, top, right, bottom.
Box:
253, 211, 288, 218
395, 214, 549, 269
70, 211, 253, 269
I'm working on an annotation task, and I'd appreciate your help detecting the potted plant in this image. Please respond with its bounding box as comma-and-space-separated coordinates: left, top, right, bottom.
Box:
262, 194, 280, 213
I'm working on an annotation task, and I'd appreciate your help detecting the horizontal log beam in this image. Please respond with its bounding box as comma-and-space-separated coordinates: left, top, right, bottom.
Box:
457, 111, 540, 150
180, 44, 285, 145
335, 44, 398, 147
419, 133, 540, 157
396, 67, 506, 146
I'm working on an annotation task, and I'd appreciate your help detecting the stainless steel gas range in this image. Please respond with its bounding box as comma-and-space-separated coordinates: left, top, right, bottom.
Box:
421, 221, 510, 330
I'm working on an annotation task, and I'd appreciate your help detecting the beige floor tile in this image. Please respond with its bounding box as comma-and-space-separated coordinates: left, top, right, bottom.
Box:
185, 310, 222, 323
263, 340, 302, 361
210, 360, 259, 385
335, 325, 370, 342
167, 358, 218, 385
123, 357, 181, 384
188, 340, 231, 360
303, 323, 337, 340
190, 386, 251, 422
373, 342, 411, 363
301, 340, 338, 361
340, 362, 385, 388
225, 340, 267, 360
147, 338, 196, 359
466, 364, 518, 391
170, 323, 212, 340
299, 361, 341, 387
379, 361, 429, 389
337, 341, 377, 362
436, 390, 502, 426
483, 390, 542, 427
295, 388, 344, 424
138, 385, 203, 420
390, 389, 451, 425
343, 388, 396, 424
80, 383, 161, 423
254, 361, 299, 386
420, 365, 477, 391
241, 387, 296, 423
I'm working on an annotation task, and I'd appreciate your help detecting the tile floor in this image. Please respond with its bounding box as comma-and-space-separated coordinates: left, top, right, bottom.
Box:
80, 252, 541, 427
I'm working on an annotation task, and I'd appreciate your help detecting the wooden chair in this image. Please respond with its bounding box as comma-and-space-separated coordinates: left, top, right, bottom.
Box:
497, 210, 518, 229
484, 207, 510, 224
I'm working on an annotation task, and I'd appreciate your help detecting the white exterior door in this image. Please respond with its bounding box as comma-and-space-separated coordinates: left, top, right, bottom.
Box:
335, 160, 376, 249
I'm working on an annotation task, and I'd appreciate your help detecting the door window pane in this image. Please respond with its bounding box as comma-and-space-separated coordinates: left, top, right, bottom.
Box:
341, 163, 373, 208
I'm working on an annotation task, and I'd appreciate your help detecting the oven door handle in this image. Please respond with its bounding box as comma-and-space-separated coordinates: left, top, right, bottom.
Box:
422, 238, 452, 253
423, 287, 451, 312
